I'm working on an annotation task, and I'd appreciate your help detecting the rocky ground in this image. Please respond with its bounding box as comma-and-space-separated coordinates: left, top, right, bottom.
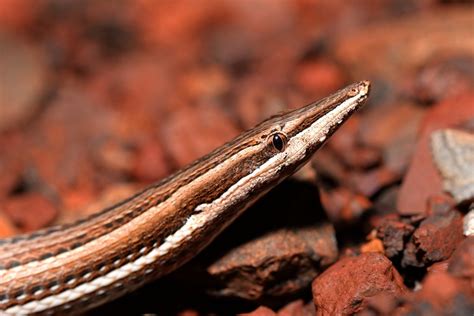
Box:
0, 1, 473, 315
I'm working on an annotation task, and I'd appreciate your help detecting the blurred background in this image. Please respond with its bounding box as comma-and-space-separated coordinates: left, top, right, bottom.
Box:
0, 1, 473, 315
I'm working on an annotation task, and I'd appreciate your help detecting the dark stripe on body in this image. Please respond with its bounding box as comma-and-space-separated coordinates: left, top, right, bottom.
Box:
0, 81, 365, 313
0, 138, 280, 309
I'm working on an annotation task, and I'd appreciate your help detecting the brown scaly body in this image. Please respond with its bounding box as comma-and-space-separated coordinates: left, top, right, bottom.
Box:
0, 81, 370, 315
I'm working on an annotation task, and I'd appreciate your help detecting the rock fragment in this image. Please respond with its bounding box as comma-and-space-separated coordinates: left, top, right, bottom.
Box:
161, 103, 240, 167
404, 270, 474, 315
2, 192, 57, 232
376, 216, 415, 258
413, 54, 474, 103
348, 168, 399, 197
426, 194, 455, 216
242, 306, 276, 316
319, 187, 372, 223
131, 137, 170, 182
402, 210, 464, 267
448, 236, 474, 280
360, 236, 384, 254
176, 181, 339, 301
463, 206, 474, 236
311, 253, 407, 316
431, 129, 474, 204
334, 7, 474, 87
26, 88, 117, 211
294, 59, 346, 97
277, 299, 314, 316
397, 93, 474, 215
208, 224, 337, 300
0, 212, 18, 238
326, 116, 381, 170
357, 293, 401, 316
0, 33, 48, 132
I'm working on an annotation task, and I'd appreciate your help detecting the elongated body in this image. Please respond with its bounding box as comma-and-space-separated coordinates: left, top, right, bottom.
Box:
0, 81, 370, 315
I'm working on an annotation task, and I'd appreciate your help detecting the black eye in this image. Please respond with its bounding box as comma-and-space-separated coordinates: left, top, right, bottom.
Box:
271, 133, 286, 151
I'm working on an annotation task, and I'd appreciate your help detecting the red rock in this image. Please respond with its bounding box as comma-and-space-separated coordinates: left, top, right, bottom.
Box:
319, 187, 372, 223
291, 164, 317, 184
397, 93, 474, 215
0, 0, 39, 31
278, 300, 314, 316
426, 194, 455, 216
88, 55, 175, 119
327, 117, 381, 170
376, 216, 415, 258
61, 188, 97, 218
177, 310, 199, 316
137, 1, 229, 48
311, 148, 348, 184
359, 103, 424, 151
179, 65, 231, 100
381, 105, 425, 177
406, 270, 474, 314
359, 293, 399, 315
95, 138, 135, 175
348, 168, 399, 197
427, 260, 449, 274
60, 184, 138, 224
352, 103, 422, 180
334, 8, 474, 86
241, 306, 276, 316
342, 146, 380, 171
324, 115, 360, 149
0, 211, 18, 238
413, 55, 474, 103
448, 236, 474, 280
161, 103, 240, 167
132, 137, 170, 182
0, 139, 23, 201
0, 33, 48, 132
312, 253, 407, 316
2, 193, 57, 232
166, 181, 337, 301
372, 186, 399, 217
402, 210, 464, 267
207, 223, 337, 299
27, 89, 117, 199
360, 238, 384, 254
235, 79, 288, 129
294, 60, 346, 97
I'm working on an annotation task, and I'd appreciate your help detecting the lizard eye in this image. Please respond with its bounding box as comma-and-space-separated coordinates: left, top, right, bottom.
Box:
270, 132, 287, 151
